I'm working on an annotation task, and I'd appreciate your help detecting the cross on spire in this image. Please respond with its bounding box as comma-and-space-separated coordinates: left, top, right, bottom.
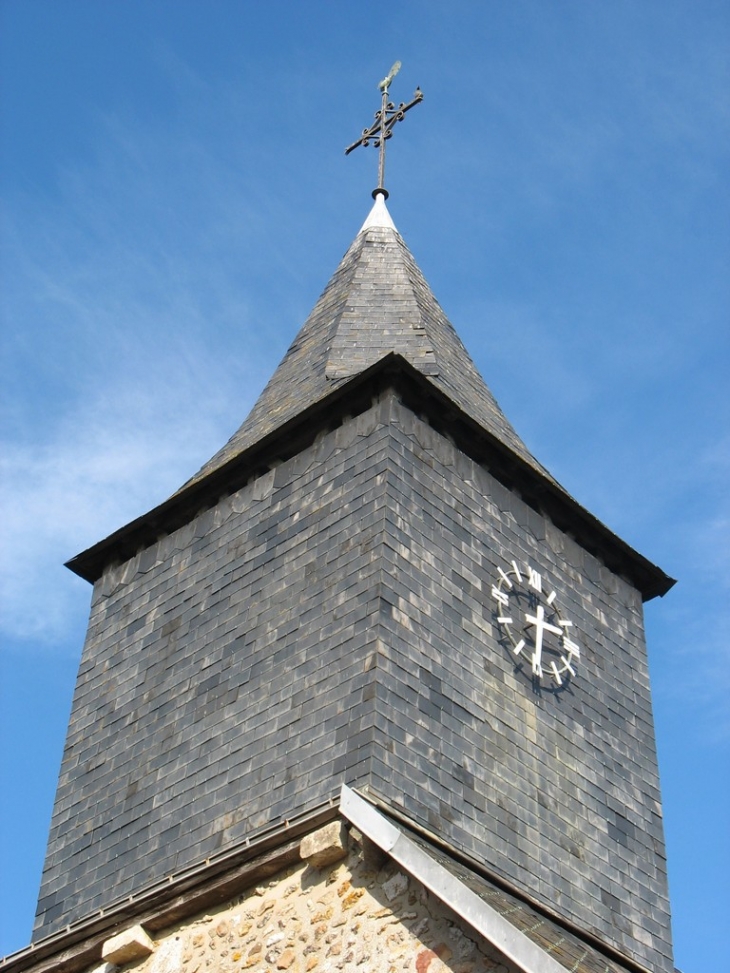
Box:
345, 61, 423, 199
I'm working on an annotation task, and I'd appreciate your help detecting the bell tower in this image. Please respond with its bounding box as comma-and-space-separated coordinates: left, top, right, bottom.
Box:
27, 185, 676, 973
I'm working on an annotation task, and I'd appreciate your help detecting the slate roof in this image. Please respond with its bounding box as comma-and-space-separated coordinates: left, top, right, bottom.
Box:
66, 195, 673, 601
181, 194, 557, 492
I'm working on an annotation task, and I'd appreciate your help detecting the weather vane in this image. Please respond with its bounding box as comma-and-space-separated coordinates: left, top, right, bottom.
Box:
345, 61, 423, 199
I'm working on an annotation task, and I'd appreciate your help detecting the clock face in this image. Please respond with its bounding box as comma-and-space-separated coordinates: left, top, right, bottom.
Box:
491, 560, 580, 691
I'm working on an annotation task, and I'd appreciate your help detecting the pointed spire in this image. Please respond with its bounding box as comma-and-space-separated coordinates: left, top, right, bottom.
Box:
67, 198, 674, 602
181, 202, 555, 491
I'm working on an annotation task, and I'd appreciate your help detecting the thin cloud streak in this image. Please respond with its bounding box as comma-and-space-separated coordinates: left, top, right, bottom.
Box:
1, 106, 283, 649
0, 374, 246, 646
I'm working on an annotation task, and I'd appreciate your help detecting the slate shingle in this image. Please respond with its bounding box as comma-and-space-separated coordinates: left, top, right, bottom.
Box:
180, 199, 556, 492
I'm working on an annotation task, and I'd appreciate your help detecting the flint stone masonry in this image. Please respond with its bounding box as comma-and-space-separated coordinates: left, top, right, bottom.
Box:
85, 833, 516, 973
300, 822, 349, 868
36, 395, 671, 973
101, 925, 154, 964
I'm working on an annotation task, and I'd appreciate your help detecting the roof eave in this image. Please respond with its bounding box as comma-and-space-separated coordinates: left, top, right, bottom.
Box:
66, 354, 675, 601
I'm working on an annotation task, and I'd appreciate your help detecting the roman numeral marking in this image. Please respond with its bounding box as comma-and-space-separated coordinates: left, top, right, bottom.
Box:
498, 567, 513, 588
491, 586, 509, 608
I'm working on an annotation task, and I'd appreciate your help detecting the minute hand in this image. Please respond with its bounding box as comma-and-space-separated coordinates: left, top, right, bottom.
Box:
525, 604, 563, 676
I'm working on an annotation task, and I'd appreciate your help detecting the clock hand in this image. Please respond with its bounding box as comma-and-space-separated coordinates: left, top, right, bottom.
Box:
525, 604, 562, 677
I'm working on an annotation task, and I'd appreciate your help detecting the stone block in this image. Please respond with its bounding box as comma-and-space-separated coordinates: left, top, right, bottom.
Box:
101, 924, 155, 965
300, 821, 349, 867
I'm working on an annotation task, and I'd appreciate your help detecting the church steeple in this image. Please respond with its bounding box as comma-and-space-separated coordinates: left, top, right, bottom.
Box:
30, 190, 675, 973
182, 194, 555, 493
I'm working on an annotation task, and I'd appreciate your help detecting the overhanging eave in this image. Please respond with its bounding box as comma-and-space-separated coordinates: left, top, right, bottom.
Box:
66, 354, 675, 601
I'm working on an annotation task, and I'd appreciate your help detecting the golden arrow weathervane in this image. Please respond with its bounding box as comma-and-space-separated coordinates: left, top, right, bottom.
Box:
346, 61, 423, 199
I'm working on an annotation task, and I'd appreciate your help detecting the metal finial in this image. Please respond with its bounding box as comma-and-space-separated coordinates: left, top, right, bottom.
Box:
345, 62, 423, 199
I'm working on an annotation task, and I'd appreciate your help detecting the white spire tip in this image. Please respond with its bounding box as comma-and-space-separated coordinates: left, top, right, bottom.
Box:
359, 193, 396, 233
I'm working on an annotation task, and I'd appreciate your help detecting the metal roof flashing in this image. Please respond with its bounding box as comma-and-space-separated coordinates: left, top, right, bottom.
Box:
340, 786, 567, 973
341, 786, 650, 973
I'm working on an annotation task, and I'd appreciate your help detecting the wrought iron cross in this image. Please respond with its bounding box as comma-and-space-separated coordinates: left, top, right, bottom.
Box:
345, 61, 423, 199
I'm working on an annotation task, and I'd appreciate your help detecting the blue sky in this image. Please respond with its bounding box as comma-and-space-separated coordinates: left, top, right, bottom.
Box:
0, 2, 727, 970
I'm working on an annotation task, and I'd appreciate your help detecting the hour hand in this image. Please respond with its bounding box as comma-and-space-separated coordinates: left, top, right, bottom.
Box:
525, 604, 562, 677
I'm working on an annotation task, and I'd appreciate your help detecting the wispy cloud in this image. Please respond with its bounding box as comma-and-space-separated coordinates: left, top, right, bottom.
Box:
0, 99, 283, 650
0, 365, 246, 647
